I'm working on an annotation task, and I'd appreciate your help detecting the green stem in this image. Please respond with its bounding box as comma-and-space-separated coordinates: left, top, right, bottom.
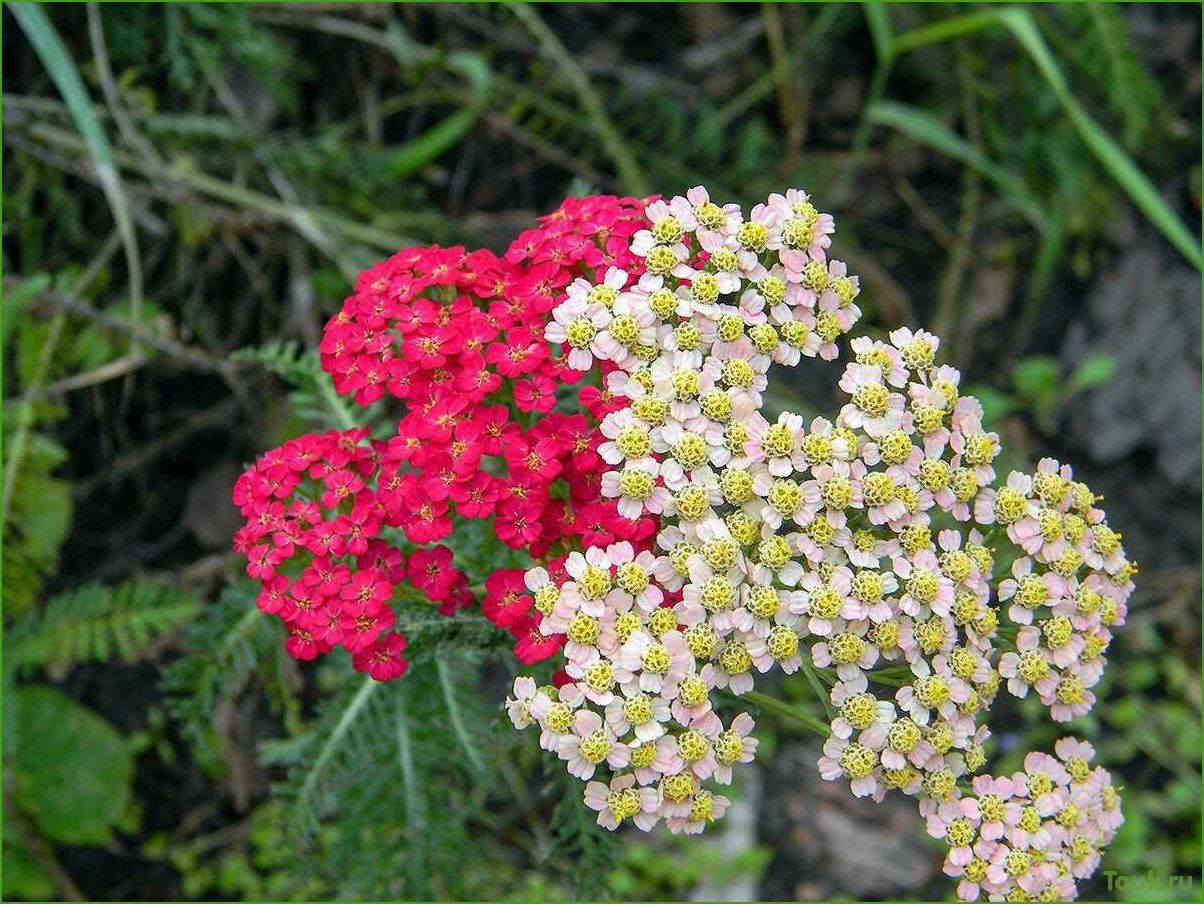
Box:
19, 120, 416, 254
743, 690, 830, 738
300, 677, 379, 807
799, 658, 835, 720
1, 234, 121, 532
437, 658, 487, 776
394, 688, 429, 898
509, 2, 647, 196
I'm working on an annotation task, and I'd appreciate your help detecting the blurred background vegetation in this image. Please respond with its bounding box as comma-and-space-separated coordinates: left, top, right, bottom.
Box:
2, 3, 1200, 901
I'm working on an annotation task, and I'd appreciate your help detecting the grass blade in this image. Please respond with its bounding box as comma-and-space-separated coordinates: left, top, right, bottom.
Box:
862, 2, 893, 64
0, 272, 49, 349
995, 8, 1202, 270
509, 2, 648, 196
435, 657, 486, 777
889, 6, 1202, 270
298, 677, 379, 811
867, 100, 1048, 230
8, 3, 145, 338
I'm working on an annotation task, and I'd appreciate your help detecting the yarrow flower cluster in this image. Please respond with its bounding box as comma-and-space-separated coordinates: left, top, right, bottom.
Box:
231, 182, 1132, 901
924, 739, 1122, 902
234, 197, 659, 677
503, 185, 1134, 901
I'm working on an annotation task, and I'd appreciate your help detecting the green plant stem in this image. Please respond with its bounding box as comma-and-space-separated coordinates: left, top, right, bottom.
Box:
839, 57, 893, 200
799, 658, 835, 720
761, 2, 799, 164
1, 233, 120, 533
932, 42, 984, 355
10, 2, 145, 350
509, 2, 647, 196
317, 372, 360, 432
394, 689, 428, 898
436, 658, 486, 776
298, 677, 379, 808
743, 690, 830, 738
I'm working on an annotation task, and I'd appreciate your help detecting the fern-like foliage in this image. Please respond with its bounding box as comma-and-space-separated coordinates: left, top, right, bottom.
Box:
231, 340, 365, 431
1, 431, 73, 618
548, 777, 623, 901
249, 621, 612, 901
160, 579, 296, 770
5, 579, 200, 676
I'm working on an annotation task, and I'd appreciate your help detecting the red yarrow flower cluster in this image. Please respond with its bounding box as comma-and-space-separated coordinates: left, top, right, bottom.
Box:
232, 428, 417, 680
234, 196, 661, 678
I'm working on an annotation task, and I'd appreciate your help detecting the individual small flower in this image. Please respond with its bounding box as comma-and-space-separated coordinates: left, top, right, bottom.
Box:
819, 735, 883, 800
545, 294, 613, 371
351, 632, 408, 681
557, 709, 630, 780
616, 630, 691, 695
839, 363, 904, 438
584, 772, 660, 830
506, 676, 542, 729
711, 713, 759, 784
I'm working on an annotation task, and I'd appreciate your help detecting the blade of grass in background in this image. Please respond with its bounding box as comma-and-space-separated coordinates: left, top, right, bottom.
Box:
509, 1, 648, 196
888, 5, 1202, 270
8, 2, 146, 340
867, 100, 1049, 231
384, 21, 493, 179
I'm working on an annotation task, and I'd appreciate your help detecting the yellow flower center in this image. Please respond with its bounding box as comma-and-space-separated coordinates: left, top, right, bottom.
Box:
618, 468, 654, 500
737, 221, 768, 251
829, 632, 866, 665
862, 472, 897, 507
623, 694, 654, 725
677, 675, 708, 708
718, 640, 752, 675
766, 625, 799, 660
642, 643, 671, 674
565, 317, 596, 348
678, 730, 710, 762
722, 358, 755, 389
651, 215, 684, 243
672, 433, 709, 469
691, 272, 720, 304
568, 613, 601, 645
684, 624, 718, 659
631, 741, 656, 768
645, 245, 679, 275
994, 487, 1028, 524
700, 389, 732, 421
840, 693, 879, 730
852, 384, 889, 418
838, 741, 877, 779
579, 565, 612, 601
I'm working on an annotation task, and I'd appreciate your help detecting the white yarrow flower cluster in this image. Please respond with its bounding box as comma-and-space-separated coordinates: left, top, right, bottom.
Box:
507, 186, 856, 834
505, 186, 1133, 899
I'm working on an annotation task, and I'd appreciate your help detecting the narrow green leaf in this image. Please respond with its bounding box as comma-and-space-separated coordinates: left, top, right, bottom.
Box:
1068, 354, 1116, 393
999, 8, 1200, 269
890, 6, 1202, 270
891, 8, 1004, 55
861, 3, 893, 64
388, 107, 480, 179
509, 1, 648, 196
8, 3, 145, 329
1013, 355, 1060, 400
436, 657, 486, 776
867, 101, 1048, 230
297, 677, 379, 811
